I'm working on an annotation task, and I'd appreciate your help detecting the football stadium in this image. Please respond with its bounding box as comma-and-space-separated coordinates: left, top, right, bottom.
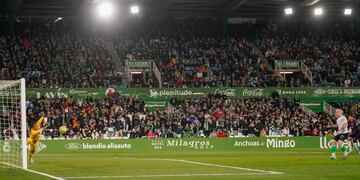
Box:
0, 0, 360, 179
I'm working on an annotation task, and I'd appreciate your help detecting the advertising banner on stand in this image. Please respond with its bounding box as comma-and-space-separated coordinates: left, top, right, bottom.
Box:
37, 137, 323, 154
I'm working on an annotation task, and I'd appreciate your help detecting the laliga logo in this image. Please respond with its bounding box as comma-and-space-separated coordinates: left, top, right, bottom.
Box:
65, 143, 81, 150
2, 142, 10, 153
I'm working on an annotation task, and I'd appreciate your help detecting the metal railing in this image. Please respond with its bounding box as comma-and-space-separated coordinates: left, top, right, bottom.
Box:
273, 60, 285, 81
299, 104, 317, 117
323, 101, 336, 116
152, 61, 162, 87
123, 60, 132, 82
300, 61, 313, 85
167, 103, 175, 114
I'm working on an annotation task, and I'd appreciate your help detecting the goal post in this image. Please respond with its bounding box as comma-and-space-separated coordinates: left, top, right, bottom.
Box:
21, 78, 27, 170
0, 78, 27, 169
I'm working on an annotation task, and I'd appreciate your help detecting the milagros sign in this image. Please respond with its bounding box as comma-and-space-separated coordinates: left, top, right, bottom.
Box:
151, 139, 214, 150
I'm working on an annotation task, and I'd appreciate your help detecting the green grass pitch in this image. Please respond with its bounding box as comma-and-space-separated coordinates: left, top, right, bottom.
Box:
1, 148, 360, 180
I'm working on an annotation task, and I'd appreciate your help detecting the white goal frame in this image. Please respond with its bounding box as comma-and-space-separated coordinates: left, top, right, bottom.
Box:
0, 78, 27, 169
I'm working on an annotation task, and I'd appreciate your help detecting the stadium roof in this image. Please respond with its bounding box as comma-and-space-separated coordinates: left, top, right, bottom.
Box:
1, 0, 359, 20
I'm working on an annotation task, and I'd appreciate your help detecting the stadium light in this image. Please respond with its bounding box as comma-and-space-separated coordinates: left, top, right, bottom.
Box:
280, 72, 294, 74
92, 0, 101, 4
284, 8, 293, 15
130, 5, 139, 14
314, 8, 323, 16
96, 1, 114, 19
54, 17, 63, 23
344, 8, 352, 15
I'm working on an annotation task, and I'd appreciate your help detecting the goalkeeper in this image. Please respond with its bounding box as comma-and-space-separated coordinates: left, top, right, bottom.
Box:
27, 112, 46, 164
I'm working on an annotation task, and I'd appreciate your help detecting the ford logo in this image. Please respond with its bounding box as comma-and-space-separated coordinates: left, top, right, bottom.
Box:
65, 143, 81, 150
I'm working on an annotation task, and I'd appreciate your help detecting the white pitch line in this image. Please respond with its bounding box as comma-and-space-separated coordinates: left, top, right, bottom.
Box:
63, 172, 271, 179
113, 157, 283, 175
164, 158, 283, 175
0, 161, 64, 180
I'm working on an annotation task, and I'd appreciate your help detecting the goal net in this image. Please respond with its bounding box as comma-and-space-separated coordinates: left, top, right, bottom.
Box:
0, 79, 27, 169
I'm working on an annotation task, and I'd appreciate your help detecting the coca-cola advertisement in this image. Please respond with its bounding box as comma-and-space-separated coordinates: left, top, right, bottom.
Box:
242, 89, 264, 97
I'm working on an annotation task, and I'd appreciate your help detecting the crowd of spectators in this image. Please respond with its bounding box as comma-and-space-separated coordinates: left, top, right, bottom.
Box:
115, 36, 278, 88
116, 21, 360, 88
1, 21, 359, 88
22, 92, 358, 140
0, 22, 120, 88
260, 22, 360, 87
328, 101, 360, 119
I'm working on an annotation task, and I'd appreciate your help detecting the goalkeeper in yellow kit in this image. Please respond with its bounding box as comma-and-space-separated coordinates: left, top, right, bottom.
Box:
27, 113, 46, 164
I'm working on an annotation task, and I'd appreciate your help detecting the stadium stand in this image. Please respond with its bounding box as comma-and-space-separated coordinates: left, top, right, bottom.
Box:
0, 23, 120, 88
1, 20, 359, 139
25, 92, 349, 139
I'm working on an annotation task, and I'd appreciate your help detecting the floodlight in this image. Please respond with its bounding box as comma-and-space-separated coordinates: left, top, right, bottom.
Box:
130, 5, 139, 14
344, 8, 352, 15
285, 8, 293, 15
97, 1, 114, 19
314, 8, 323, 16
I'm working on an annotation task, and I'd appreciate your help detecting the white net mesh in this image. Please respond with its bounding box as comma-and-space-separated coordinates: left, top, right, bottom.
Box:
0, 80, 23, 169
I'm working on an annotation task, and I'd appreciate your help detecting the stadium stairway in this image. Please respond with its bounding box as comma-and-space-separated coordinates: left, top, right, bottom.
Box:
104, 40, 130, 87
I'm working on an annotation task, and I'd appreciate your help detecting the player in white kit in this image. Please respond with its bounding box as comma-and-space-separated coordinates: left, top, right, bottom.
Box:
329, 109, 349, 160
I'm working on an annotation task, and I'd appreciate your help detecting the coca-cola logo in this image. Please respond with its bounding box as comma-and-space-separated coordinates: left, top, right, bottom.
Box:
214, 89, 236, 97
242, 89, 264, 97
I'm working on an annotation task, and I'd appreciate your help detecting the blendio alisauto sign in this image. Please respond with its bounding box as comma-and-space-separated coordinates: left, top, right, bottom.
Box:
65, 143, 132, 150
234, 138, 296, 148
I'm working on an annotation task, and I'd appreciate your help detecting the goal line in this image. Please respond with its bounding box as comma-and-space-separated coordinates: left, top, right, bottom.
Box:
0, 161, 64, 180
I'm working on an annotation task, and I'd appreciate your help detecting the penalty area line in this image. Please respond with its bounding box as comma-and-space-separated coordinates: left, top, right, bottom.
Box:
0, 161, 64, 180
